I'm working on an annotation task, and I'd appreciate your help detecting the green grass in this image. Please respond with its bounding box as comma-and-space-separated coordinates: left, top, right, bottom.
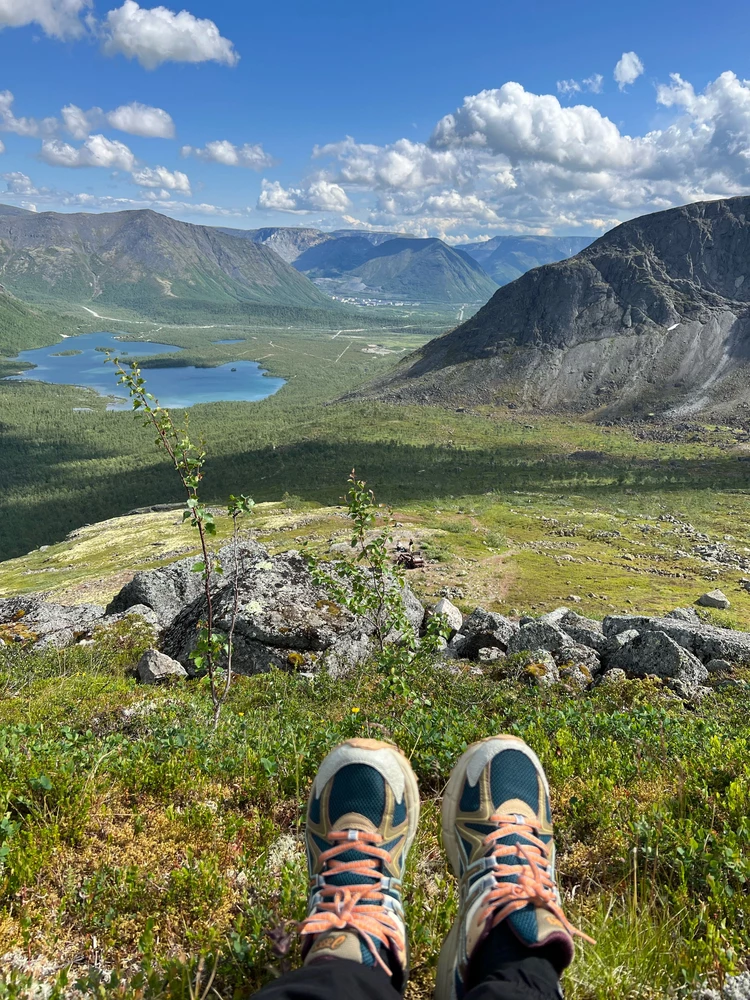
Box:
0, 626, 747, 999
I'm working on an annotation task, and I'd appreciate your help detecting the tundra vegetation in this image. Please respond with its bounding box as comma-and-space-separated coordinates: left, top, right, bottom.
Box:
1, 292, 750, 999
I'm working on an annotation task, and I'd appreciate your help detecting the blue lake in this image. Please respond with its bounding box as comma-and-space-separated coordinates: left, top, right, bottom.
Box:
4, 332, 286, 409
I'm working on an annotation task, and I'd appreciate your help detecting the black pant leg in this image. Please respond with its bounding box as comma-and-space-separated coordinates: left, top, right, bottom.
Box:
465, 958, 563, 1000
252, 959, 402, 1000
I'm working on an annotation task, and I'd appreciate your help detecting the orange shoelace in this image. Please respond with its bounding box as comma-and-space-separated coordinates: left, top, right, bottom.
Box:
477, 812, 595, 945
300, 829, 405, 975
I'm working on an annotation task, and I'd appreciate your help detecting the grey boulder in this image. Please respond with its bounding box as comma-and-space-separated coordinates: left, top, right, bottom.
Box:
609, 630, 708, 689
160, 542, 422, 678
461, 608, 518, 658
666, 607, 701, 623
603, 614, 750, 665
697, 589, 731, 609
0, 596, 106, 649
137, 649, 188, 684
556, 610, 609, 656
598, 668, 628, 687
431, 598, 464, 635
507, 619, 600, 672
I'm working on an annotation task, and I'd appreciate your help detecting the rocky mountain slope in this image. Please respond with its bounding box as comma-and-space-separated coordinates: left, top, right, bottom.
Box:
0, 205, 332, 316
456, 235, 594, 285
362, 196, 750, 417
294, 236, 499, 304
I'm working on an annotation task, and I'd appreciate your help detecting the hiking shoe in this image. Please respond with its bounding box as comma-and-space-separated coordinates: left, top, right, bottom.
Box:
436, 736, 593, 1000
300, 738, 420, 991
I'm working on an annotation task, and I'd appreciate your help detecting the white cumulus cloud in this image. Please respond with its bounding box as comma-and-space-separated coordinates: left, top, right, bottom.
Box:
3, 171, 43, 195
40, 134, 137, 171
182, 139, 275, 169
258, 178, 350, 214
430, 84, 636, 172
102, 1, 239, 70
132, 164, 191, 193
557, 79, 581, 97
108, 102, 175, 138
256, 72, 750, 239
0, 0, 91, 39
0, 91, 57, 138
0, 140, 4, 154
614, 51, 644, 91
62, 101, 175, 140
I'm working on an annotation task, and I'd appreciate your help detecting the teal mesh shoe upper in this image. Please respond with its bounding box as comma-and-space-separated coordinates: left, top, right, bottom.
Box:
437, 737, 593, 1000
300, 740, 419, 989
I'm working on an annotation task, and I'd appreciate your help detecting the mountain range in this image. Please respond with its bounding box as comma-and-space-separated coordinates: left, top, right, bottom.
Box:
0, 205, 332, 319
0, 206, 597, 316
455, 235, 594, 285
219, 225, 595, 303
361, 196, 750, 418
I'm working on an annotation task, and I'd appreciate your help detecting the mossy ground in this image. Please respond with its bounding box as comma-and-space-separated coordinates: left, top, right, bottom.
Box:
0, 626, 748, 1000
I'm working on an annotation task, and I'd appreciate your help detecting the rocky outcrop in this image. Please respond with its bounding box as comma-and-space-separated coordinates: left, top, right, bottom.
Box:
360, 196, 750, 418
608, 631, 708, 689
0, 595, 157, 649
155, 541, 424, 678
443, 603, 750, 697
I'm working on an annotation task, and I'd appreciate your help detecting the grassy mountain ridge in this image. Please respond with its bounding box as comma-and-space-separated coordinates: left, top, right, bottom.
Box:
294, 235, 499, 304
0, 204, 333, 317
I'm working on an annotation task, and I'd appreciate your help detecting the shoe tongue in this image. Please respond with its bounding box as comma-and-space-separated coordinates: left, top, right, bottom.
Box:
305, 930, 370, 966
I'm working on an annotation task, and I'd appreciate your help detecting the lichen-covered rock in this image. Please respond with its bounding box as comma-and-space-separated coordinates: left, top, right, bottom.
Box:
556, 610, 609, 655
666, 607, 701, 623
106, 550, 225, 626
693, 970, 750, 1000
442, 633, 469, 660
507, 619, 600, 672
137, 649, 188, 684
496, 649, 559, 686
477, 647, 504, 663
160, 542, 423, 678
605, 628, 640, 657
0, 596, 106, 649
431, 597, 463, 634
609, 630, 708, 689
706, 658, 733, 674
697, 589, 731, 609
461, 608, 518, 658
559, 663, 592, 689
603, 614, 750, 665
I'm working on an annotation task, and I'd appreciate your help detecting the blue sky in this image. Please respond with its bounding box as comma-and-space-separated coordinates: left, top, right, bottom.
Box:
1, 0, 750, 240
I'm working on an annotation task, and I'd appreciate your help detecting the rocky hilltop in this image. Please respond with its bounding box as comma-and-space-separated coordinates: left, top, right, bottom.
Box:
362, 196, 750, 417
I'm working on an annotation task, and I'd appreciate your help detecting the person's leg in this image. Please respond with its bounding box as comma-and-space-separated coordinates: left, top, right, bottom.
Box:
252, 958, 400, 1000
253, 738, 420, 1000
435, 736, 594, 1000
